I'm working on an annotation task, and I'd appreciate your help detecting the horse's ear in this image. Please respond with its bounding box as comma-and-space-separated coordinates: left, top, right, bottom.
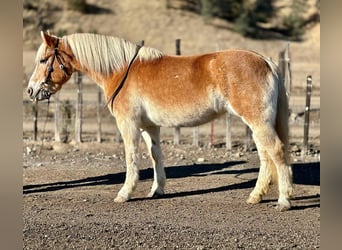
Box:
41, 31, 56, 48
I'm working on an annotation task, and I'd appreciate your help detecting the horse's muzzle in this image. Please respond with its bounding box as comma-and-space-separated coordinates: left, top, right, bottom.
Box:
27, 86, 51, 101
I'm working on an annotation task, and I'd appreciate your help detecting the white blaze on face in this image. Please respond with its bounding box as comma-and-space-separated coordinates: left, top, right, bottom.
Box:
27, 62, 45, 100
27, 44, 54, 101
27, 44, 49, 100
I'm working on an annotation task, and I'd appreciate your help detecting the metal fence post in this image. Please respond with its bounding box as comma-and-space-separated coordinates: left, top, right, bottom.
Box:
174, 38, 181, 145
303, 75, 312, 158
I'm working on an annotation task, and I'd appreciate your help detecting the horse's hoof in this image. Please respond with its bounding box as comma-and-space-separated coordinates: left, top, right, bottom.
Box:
275, 199, 292, 211
114, 195, 128, 203
147, 190, 164, 199
246, 195, 261, 204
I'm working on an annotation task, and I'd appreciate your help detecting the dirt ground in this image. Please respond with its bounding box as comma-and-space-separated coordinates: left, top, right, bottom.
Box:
23, 133, 320, 249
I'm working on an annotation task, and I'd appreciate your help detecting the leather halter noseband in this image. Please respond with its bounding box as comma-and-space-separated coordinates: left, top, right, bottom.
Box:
106, 45, 142, 111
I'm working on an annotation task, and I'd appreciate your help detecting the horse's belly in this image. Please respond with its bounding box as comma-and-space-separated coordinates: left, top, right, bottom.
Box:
143, 105, 223, 128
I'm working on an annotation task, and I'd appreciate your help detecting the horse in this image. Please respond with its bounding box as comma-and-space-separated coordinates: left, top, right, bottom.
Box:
27, 31, 294, 211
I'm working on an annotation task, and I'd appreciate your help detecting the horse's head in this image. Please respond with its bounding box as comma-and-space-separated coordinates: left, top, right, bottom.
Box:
27, 31, 74, 101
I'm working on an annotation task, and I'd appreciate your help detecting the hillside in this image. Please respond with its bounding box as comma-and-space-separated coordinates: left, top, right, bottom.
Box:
23, 0, 320, 91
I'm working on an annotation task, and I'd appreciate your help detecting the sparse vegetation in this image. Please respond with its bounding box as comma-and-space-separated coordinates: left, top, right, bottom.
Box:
233, 0, 275, 38
167, 0, 316, 40
56, 29, 68, 37
171, 0, 244, 22
66, 0, 88, 13
282, 0, 307, 40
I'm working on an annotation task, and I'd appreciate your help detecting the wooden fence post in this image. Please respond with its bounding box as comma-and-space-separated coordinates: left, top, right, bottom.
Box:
209, 121, 214, 147
284, 43, 291, 100
174, 38, 181, 145
54, 92, 61, 142
193, 127, 199, 146
74, 71, 83, 143
115, 125, 121, 142
278, 43, 292, 100
245, 126, 253, 151
303, 75, 312, 158
33, 102, 38, 141
174, 127, 180, 145
97, 86, 102, 143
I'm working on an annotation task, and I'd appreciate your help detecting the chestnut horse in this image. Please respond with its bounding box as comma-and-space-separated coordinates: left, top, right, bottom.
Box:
27, 32, 294, 211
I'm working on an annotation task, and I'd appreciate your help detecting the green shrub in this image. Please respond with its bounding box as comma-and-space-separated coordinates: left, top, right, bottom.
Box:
200, 0, 244, 22
66, 0, 88, 13
282, 0, 307, 40
282, 14, 304, 40
233, 9, 258, 37
56, 29, 67, 37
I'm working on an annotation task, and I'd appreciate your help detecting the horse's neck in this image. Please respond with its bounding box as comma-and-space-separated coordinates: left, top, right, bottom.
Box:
73, 60, 129, 101
70, 58, 109, 85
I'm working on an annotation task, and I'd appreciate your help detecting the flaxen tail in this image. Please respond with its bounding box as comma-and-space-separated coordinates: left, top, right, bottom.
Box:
265, 58, 291, 185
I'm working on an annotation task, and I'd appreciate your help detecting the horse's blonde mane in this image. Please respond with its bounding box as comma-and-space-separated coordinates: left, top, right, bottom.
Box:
62, 33, 163, 76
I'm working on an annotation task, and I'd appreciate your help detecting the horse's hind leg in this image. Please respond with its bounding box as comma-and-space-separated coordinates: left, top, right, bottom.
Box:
250, 125, 294, 211
114, 121, 141, 203
141, 126, 166, 198
246, 141, 273, 204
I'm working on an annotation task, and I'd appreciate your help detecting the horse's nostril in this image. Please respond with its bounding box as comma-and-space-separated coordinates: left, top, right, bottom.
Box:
27, 87, 33, 97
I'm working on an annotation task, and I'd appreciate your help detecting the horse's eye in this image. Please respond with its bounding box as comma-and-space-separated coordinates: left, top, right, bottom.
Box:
39, 59, 48, 64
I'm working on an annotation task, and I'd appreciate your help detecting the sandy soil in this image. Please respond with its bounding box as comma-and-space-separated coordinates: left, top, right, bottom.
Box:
23, 136, 320, 249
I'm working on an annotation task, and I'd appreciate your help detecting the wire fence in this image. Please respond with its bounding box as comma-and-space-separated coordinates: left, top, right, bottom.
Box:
23, 40, 320, 155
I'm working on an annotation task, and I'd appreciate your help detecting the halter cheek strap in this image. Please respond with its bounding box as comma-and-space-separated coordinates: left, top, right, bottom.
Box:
43, 39, 70, 85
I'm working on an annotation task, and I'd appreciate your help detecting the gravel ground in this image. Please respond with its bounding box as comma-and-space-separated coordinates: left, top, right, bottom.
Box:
23, 140, 320, 249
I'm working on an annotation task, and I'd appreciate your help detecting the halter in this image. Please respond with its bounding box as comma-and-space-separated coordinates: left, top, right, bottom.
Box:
106, 44, 142, 110
35, 39, 70, 100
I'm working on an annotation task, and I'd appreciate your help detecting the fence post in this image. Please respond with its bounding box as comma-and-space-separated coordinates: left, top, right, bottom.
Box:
97, 86, 102, 143
54, 92, 61, 142
115, 124, 121, 142
284, 43, 291, 100
245, 126, 253, 151
225, 112, 232, 150
193, 127, 199, 146
303, 75, 312, 158
278, 49, 285, 86
33, 102, 38, 141
174, 127, 180, 145
74, 71, 83, 143
209, 121, 214, 147
278, 43, 292, 100
174, 38, 181, 145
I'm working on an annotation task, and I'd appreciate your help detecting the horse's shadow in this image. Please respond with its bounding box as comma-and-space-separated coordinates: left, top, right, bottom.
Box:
258, 162, 320, 210
292, 162, 320, 186
23, 161, 250, 194
23, 161, 320, 209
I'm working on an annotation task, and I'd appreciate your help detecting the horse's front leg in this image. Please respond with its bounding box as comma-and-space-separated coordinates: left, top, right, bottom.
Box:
114, 122, 141, 203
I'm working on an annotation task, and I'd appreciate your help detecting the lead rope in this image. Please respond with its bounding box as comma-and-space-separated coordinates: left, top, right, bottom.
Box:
37, 98, 50, 155
105, 45, 142, 111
